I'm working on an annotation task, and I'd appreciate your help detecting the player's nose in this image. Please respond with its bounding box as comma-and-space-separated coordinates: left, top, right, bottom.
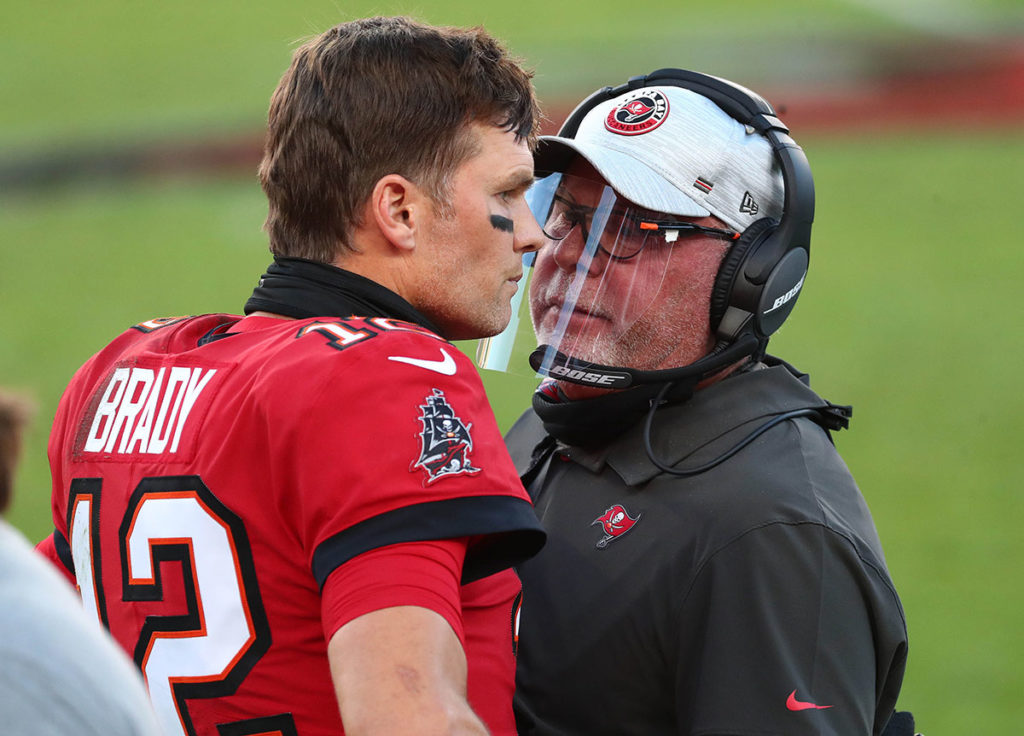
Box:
514, 200, 544, 255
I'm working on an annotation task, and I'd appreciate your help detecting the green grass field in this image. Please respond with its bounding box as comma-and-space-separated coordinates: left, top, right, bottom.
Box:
4, 132, 1021, 733
2, 1, 1023, 733
5, 0, 1021, 149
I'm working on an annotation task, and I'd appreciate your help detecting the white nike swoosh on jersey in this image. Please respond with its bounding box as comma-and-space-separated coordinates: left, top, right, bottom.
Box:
387, 347, 458, 376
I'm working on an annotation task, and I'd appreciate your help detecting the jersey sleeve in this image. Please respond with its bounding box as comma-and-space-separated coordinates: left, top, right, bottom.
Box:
35, 531, 77, 585
673, 521, 907, 736
320, 537, 467, 644
263, 329, 545, 591
46, 375, 77, 546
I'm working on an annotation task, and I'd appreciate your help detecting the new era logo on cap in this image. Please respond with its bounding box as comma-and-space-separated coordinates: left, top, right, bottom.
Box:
740, 191, 759, 215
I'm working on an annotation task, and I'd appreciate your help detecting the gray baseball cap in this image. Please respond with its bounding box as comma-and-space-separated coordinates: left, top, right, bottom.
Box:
535, 85, 784, 233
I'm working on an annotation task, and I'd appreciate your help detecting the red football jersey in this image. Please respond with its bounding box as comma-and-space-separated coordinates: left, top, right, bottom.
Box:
43, 314, 543, 736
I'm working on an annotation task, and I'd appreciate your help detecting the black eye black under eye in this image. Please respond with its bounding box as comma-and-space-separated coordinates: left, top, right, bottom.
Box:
490, 214, 514, 233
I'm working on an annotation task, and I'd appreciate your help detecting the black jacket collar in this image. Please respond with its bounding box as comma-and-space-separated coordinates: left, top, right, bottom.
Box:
526, 357, 845, 485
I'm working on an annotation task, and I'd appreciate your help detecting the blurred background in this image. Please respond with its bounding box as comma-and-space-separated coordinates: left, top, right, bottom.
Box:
2, 0, 1022, 732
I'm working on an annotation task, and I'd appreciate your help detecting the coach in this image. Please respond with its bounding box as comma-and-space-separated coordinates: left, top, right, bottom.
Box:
495, 69, 912, 735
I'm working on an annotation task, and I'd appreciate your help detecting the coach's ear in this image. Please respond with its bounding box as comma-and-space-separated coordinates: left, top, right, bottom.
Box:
370, 174, 425, 253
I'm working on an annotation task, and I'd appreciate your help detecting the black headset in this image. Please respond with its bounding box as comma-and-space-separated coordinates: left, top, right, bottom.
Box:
531, 68, 815, 391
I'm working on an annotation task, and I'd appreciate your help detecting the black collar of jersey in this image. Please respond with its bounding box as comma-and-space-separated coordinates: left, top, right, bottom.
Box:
243, 256, 443, 333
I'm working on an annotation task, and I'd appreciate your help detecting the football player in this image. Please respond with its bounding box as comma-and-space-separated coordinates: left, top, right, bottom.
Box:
38, 17, 546, 736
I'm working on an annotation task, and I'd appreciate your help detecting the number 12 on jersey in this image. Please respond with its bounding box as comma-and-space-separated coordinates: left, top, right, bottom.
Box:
68, 475, 272, 736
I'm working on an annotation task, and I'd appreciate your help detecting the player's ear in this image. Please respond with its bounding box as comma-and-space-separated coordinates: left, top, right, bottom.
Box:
369, 174, 422, 253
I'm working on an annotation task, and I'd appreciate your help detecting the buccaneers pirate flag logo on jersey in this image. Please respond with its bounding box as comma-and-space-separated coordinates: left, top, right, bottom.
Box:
592, 504, 641, 548
413, 389, 481, 484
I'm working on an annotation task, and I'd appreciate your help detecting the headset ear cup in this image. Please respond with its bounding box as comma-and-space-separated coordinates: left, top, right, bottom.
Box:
709, 217, 777, 331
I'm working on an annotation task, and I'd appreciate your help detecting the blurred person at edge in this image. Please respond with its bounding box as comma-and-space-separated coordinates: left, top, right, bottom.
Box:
0, 389, 162, 735
35, 16, 548, 736
488, 70, 917, 736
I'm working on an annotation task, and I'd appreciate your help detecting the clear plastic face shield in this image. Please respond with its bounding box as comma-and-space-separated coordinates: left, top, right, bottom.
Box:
477, 171, 739, 381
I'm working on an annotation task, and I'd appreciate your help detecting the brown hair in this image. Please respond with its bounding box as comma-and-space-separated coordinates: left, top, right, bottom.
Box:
258, 16, 541, 262
0, 390, 33, 513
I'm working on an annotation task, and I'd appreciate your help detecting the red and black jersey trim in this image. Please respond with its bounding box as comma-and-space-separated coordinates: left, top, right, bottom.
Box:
217, 713, 298, 736
312, 495, 545, 588
52, 527, 75, 575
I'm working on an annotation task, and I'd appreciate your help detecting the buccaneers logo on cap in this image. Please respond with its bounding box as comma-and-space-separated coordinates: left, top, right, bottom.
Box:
592, 504, 641, 548
412, 389, 481, 484
605, 90, 669, 136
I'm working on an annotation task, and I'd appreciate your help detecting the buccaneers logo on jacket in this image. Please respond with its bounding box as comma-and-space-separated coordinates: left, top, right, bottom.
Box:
413, 388, 480, 484
592, 504, 641, 548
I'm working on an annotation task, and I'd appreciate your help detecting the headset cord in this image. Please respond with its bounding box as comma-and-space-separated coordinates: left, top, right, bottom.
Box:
642, 381, 823, 478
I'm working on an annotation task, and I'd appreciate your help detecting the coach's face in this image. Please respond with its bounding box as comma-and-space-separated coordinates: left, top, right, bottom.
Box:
529, 157, 729, 381
415, 123, 543, 341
